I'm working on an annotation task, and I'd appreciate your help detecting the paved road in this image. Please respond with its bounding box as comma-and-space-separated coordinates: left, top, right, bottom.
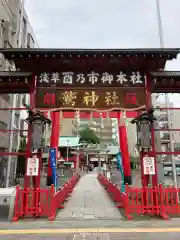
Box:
1, 231, 180, 239
56, 172, 122, 220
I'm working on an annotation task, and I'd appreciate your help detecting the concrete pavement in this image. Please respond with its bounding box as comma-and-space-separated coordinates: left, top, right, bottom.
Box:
56, 172, 122, 220
0, 172, 180, 238
0, 228, 180, 239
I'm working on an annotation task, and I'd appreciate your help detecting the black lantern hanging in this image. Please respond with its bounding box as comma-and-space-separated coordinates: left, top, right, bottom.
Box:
25, 109, 51, 150
131, 109, 156, 152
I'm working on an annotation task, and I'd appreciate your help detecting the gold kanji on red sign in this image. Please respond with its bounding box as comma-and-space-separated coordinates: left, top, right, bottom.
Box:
105, 91, 120, 106
61, 91, 77, 106
83, 91, 99, 107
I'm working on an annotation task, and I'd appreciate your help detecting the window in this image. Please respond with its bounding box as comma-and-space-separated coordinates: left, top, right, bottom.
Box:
0, 24, 5, 38
13, 130, 18, 148
1, 94, 10, 102
14, 114, 19, 129
4, 40, 12, 48
16, 94, 21, 107
22, 18, 27, 47
0, 121, 7, 130
27, 33, 35, 48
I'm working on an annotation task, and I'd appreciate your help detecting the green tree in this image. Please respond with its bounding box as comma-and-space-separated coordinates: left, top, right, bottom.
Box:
79, 126, 100, 144
16, 137, 27, 176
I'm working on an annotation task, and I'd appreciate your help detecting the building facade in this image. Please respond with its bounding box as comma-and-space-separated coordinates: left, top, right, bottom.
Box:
60, 115, 138, 156
153, 93, 180, 160
74, 118, 115, 147
0, 0, 38, 186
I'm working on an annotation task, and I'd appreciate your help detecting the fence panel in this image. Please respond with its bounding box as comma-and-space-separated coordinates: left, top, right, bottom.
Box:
13, 186, 54, 221
98, 174, 180, 219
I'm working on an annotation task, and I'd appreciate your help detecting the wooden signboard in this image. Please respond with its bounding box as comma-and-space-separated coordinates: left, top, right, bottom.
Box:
36, 71, 145, 88
35, 88, 146, 109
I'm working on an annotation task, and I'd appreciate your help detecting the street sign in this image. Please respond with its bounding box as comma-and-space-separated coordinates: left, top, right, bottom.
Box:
26, 157, 39, 176
49, 148, 57, 187
49, 148, 56, 168
143, 156, 155, 175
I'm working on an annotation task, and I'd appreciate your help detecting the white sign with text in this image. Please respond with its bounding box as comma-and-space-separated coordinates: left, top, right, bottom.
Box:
26, 157, 39, 176
143, 156, 155, 175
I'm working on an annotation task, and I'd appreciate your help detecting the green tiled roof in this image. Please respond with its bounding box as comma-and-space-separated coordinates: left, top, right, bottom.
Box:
107, 146, 119, 155
59, 136, 80, 147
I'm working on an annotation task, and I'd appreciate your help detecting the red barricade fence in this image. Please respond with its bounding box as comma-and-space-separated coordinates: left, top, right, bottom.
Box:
13, 186, 54, 221
13, 173, 80, 221
98, 174, 125, 208
98, 174, 180, 220
51, 173, 80, 219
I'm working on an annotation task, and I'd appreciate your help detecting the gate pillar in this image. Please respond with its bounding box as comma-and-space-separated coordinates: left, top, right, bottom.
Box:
118, 112, 132, 185
47, 111, 60, 186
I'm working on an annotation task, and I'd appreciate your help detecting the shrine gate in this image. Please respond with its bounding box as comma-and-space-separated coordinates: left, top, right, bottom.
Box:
0, 48, 179, 190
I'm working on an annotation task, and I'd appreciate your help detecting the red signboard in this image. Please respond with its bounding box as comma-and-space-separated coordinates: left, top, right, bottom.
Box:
35, 88, 146, 109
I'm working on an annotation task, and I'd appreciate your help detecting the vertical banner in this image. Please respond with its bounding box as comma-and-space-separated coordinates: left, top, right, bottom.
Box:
116, 152, 125, 192
49, 148, 57, 188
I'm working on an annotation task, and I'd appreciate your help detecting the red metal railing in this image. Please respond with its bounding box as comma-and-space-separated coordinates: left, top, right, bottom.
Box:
125, 184, 180, 220
13, 185, 54, 221
51, 173, 80, 219
98, 174, 180, 220
98, 174, 125, 208
13, 174, 80, 221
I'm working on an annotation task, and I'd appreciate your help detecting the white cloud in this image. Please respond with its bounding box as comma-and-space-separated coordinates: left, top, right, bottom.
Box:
25, 0, 180, 105
24, 0, 180, 49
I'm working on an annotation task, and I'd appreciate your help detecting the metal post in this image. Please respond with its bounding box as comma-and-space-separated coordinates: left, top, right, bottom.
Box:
86, 153, 88, 167
67, 147, 69, 162
156, 0, 164, 48
66, 140, 69, 162
156, 0, 177, 187
76, 146, 79, 173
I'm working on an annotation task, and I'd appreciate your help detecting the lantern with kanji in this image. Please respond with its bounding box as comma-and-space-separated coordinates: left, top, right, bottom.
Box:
131, 109, 156, 152
25, 109, 51, 150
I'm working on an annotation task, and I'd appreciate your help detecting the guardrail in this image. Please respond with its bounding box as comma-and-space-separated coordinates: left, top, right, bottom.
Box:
98, 174, 125, 208
13, 173, 80, 221
50, 173, 80, 219
98, 174, 180, 220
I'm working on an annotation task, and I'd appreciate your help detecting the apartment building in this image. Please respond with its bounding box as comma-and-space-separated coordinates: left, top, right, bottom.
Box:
60, 115, 138, 156
112, 118, 119, 145
60, 116, 115, 147
77, 118, 115, 147
60, 118, 75, 136
126, 118, 138, 157
19, 6, 39, 138
0, 0, 38, 186
153, 92, 180, 160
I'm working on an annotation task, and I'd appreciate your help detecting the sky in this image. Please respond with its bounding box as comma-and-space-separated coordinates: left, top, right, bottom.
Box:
24, 0, 180, 105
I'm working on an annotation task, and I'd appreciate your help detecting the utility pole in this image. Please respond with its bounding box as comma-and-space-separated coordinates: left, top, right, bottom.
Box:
156, 0, 177, 188
6, 0, 25, 187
